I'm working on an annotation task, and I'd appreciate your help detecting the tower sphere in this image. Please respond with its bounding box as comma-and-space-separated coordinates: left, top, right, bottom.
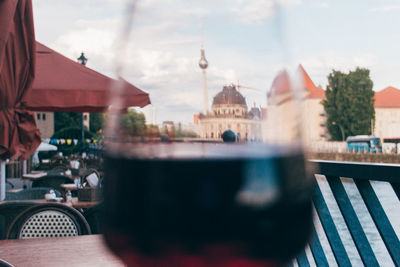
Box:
199, 49, 208, 69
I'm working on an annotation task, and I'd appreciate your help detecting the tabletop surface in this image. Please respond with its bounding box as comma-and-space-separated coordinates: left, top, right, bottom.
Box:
0, 198, 99, 209
21, 172, 47, 180
0, 235, 125, 267
60, 183, 78, 191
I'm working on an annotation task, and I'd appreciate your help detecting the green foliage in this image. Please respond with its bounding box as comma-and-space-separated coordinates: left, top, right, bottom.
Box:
175, 123, 198, 138
322, 67, 375, 141
146, 124, 160, 138
52, 127, 94, 139
119, 109, 146, 136
90, 113, 104, 133
176, 130, 198, 138
54, 112, 82, 132
55, 112, 104, 135
51, 127, 95, 156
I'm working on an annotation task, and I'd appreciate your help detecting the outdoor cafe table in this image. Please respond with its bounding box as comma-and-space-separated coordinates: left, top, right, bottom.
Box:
0, 235, 124, 267
21, 171, 48, 188
21, 171, 47, 181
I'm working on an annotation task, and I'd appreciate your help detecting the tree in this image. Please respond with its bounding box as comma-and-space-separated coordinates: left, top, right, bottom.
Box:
54, 112, 82, 132
90, 113, 104, 133
119, 109, 146, 136
322, 67, 375, 141
146, 124, 161, 138
175, 122, 198, 138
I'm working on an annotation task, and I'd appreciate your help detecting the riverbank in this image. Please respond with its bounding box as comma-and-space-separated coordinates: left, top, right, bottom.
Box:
309, 152, 400, 164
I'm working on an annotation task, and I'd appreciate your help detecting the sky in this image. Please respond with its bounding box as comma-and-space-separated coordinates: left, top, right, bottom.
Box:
33, 0, 400, 124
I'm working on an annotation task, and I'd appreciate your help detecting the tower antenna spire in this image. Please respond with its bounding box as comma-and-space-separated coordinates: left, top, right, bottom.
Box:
199, 44, 209, 114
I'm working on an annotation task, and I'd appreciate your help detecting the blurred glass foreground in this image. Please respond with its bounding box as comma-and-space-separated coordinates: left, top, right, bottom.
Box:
101, 1, 314, 266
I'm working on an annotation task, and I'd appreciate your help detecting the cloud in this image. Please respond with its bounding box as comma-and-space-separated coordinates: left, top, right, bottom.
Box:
231, 0, 302, 25
319, 2, 329, 8
299, 52, 377, 87
369, 5, 400, 13
34, 0, 286, 123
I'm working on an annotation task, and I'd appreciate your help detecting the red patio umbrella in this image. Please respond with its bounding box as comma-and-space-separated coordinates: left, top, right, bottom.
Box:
24, 42, 151, 113
0, 0, 41, 160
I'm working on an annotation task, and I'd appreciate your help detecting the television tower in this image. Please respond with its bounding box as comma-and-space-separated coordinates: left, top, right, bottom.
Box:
199, 45, 209, 114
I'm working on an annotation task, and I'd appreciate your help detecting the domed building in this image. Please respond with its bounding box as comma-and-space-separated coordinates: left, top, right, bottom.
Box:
199, 85, 262, 140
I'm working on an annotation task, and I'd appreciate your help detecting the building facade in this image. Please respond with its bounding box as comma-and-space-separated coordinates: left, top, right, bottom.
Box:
34, 112, 90, 139
263, 66, 400, 143
263, 65, 326, 144
199, 85, 262, 140
374, 86, 400, 138
34, 112, 54, 139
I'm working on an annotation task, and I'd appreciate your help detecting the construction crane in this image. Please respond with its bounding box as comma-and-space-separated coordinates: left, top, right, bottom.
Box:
230, 81, 262, 92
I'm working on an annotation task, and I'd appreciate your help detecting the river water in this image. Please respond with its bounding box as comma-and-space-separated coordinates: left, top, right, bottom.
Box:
292, 175, 400, 266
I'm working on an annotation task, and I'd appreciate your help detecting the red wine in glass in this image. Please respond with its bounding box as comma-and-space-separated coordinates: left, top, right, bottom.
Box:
102, 143, 313, 266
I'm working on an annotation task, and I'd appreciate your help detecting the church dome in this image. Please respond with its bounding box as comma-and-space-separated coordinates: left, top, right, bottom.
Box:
212, 85, 247, 106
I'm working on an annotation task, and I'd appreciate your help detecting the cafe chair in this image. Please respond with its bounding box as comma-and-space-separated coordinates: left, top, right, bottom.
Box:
0, 259, 14, 267
5, 181, 14, 190
32, 175, 74, 193
6, 203, 91, 239
5, 188, 61, 201
83, 203, 103, 234
0, 202, 37, 240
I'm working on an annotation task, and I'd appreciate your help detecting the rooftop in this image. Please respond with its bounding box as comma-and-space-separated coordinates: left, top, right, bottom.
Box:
268, 65, 325, 99
212, 85, 247, 106
374, 86, 400, 108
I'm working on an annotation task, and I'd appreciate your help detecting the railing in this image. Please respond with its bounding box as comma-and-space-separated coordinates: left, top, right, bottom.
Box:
293, 160, 400, 266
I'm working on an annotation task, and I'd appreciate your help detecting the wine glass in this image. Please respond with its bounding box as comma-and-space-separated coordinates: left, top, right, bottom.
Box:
102, 1, 314, 266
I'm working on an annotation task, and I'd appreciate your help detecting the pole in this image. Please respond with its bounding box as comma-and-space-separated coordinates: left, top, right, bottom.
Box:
371, 119, 374, 136
23, 160, 27, 174
0, 161, 5, 200
78, 52, 87, 153
82, 113, 85, 152
202, 69, 208, 114
339, 125, 345, 142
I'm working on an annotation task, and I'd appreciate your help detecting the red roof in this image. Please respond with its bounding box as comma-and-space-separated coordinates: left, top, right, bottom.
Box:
268, 65, 325, 99
268, 70, 291, 96
297, 64, 317, 91
375, 86, 400, 108
308, 86, 325, 99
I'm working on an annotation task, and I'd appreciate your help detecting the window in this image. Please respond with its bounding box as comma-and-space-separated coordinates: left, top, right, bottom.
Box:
42, 113, 46, 120
36, 113, 40, 120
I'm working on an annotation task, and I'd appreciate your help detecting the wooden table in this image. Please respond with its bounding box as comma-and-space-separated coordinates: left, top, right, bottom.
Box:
70, 197, 99, 209
21, 171, 47, 181
0, 198, 99, 209
0, 235, 125, 267
21, 171, 48, 189
60, 183, 78, 191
